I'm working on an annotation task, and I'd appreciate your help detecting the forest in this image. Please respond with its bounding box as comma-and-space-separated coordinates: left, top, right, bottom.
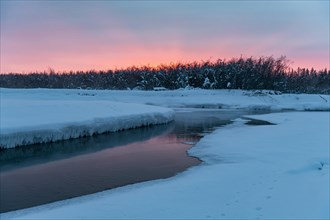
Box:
1, 56, 329, 94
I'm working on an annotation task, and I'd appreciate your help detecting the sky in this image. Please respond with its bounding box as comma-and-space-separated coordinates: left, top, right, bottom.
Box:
1, 1, 329, 73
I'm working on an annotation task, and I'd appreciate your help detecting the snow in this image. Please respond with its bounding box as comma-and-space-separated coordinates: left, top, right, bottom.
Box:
1, 88, 329, 219
1, 88, 329, 111
0, 90, 174, 148
2, 88, 328, 148
2, 111, 329, 219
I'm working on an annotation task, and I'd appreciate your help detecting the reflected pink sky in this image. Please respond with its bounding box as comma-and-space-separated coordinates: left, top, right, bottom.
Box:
1, 1, 329, 73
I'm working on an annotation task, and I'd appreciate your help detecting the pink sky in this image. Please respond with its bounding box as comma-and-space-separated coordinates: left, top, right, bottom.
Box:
1, 1, 329, 73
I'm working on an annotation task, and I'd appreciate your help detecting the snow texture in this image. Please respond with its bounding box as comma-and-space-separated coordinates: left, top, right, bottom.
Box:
1, 90, 174, 148
1, 88, 329, 111
2, 111, 328, 219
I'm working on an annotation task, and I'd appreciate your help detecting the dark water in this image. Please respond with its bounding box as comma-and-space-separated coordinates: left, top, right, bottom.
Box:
0, 109, 269, 213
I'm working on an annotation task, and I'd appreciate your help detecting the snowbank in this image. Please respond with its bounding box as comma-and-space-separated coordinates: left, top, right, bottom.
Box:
0, 98, 174, 148
2, 112, 329, 219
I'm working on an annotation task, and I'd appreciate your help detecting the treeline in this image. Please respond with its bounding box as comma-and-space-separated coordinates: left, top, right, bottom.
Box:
1, 56, 329, 94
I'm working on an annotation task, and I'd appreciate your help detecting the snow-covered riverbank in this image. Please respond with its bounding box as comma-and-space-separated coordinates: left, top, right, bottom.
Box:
1, 89, 174, 148
1, 88, 329, 148
2, 111, 328, 219
1, 88, 329, 219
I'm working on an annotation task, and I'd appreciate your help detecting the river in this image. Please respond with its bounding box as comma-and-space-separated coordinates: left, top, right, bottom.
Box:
0, 109, 270, 213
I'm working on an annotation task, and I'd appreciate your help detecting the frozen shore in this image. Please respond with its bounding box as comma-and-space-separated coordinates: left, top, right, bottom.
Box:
0, 91, 174, 148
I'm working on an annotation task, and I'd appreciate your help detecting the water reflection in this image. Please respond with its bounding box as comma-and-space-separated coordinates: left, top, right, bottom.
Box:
0, 109, 266, 213
0, 123, 174, 171
0, 134, 199, 213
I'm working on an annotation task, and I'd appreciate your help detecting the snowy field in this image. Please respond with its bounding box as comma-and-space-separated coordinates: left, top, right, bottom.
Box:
2, 111, 329, 219
2, 88, 329, 110
1, 88, 329, 148
0, 89, 175, 148
1, 88, 329, 219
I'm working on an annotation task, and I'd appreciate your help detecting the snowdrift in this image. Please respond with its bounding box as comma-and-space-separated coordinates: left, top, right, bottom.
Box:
0, 99, 174, 148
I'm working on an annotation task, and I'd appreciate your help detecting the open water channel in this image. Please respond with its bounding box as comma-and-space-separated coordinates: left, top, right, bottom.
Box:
0, 109, 271, 213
